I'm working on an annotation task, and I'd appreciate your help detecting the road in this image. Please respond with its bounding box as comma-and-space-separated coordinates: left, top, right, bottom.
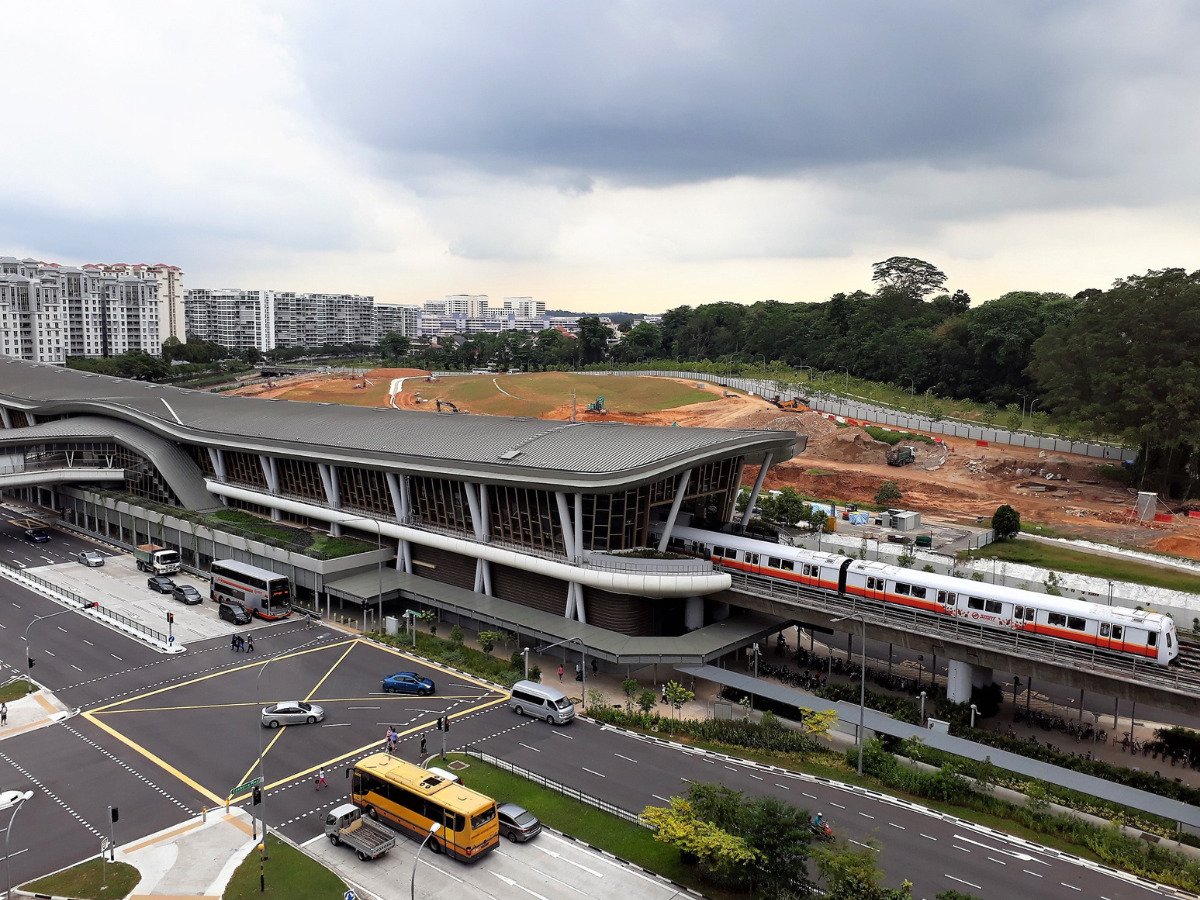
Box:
0, 514, 1191, 899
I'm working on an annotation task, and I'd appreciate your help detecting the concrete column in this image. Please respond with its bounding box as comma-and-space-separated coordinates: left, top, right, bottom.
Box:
207, 448, 228, 506
684, 596, 705, 631
945, 659, 988, 704
0, 406, 11, 429
258, 455, 282, 521
385, 473, 413, 573
655, 468, 693, 552
740, 452, 774, 534
725, 459, 746, 523
555, 492, 581, 620
318, 463, 342, 536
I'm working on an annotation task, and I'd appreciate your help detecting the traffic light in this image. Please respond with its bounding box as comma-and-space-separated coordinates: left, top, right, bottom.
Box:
26, 656, 34, 670
110, 807, 119, 823
442, 716, 450, 733
85, 601, 99, 609
436, 717, 443, 732
166, 612, 175, 625
252, 786, 262, 806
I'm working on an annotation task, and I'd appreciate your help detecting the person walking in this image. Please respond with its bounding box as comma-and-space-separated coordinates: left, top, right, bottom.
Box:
591, 658, 599, 677
385, 726, 397, 754
315, 767, 327, 791
231, 634, 238, 652
660, 683, 668, 705
1, 702, 7, 726
575, 661, 582, 682
246, 635, 254, 653
305, 610, 313, 629
420, 736, 427, 757
557, 664, 564, 682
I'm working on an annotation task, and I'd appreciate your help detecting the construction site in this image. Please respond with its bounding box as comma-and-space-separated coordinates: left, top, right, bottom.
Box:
230, 368, 1200, 561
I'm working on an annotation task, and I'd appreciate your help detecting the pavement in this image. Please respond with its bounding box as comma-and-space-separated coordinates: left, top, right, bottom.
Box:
0, 681, 72, 738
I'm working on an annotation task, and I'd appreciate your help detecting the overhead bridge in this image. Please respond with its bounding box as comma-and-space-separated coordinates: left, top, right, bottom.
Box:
0, 465, 125, 489
724, 571, 1200, 714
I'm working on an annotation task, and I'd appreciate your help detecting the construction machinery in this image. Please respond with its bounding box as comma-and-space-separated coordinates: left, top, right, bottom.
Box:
435, 399, 460, 413
886, 445, 917, 467
772, 396, 803, 409
586, 396, 607, 414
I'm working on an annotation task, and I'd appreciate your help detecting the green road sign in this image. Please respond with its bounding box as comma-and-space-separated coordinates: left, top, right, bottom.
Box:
230, 776, 264, 798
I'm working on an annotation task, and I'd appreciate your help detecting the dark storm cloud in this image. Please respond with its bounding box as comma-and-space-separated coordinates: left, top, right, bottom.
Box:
294, 1, 1200, 190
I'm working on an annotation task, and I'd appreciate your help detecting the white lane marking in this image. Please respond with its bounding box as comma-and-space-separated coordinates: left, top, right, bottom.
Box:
491, 870, 552, 899
888, 822, 905, 830
581, 766, 605, 778
0, 847, 27, 862
723, 765, 736, 771
680, 777, 693, 784
775, 783, 790, 790
1060, 883, 1082, 892
954, 845, 971, 853
614, 753, 637, 763
830, 802, 845, 809
321, 723, 351, 728
518, 743, 541, 753
533, 842, 604, 877
849, 840, 879, 852
747, 773, 763, 781
44, 650, 55, 658
83, 640, 93, 646
56, 625, 67, 632
420, 856, 464, 883
348, 706, 380, 710
920, 833, 937, 841
71, 665, 82, 672
858, 812, 874, 819
652, 795, 670, 803
953, 834, 1044, 864
801, 791, 816, 799
945, 875, 982, 890
111, 654, 123, 660
988, 857, 1007, 865
497, 851, 590, 896
550, 731, 573, 739
1023, 869, 1043, 878
10, 602, 19, 608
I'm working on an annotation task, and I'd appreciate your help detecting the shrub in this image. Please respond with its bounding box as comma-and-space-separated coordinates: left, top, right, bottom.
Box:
637, 689, 657, 714
874, 481, 903, 505
449, 624, 465, 646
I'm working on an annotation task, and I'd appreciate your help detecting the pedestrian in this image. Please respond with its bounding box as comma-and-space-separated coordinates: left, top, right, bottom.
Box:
660, 683, 667, 705
315, 767, 327, 791
246, 635, 254, 653
575, 661, 582, 682
305, 610, 313, 629
557, 664, 564, 683
420, 736, 427, 757
231, 634, 238, 652
591, 658, 598, 677
1, 702, 7, 726
386, 726, 397, 754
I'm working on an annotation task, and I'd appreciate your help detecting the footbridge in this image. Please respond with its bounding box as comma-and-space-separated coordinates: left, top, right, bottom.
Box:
725, 571, 1200, 715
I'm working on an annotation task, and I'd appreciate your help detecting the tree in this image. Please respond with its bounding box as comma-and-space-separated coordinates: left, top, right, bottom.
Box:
379, 331, 411, 362
622, 678, 640, 713
637, 689, 657, 714
813, 842, 914, 900
800, 707, 838, 738
641, 798, 760, 881
809, 505, 830, 532
992, 504, 1021, 540
936, 892, 984, 900
244, 346, 263, 366
871, 256, 947, 299
664, 680, 694, 728
576, 316, 611, 364
772, 488, 807, 526
617, 322, 662, 362
874, 481, 903, 505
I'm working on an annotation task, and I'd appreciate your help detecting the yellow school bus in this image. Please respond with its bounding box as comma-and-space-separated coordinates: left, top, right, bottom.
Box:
349, 753, 498, 862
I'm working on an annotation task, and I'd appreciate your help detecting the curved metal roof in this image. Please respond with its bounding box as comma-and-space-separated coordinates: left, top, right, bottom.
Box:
0, 360, 797, 489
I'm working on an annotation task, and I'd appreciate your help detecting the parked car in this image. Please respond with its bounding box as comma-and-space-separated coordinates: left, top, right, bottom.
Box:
23, 528, 50, 544
497, 803, 542, 842
172, 584, 203, 605
261, 701, 324, 728
381, 671, 435, 695
77, 550, 105, 567
147, 575, 176, 593
219, 601, 252, 625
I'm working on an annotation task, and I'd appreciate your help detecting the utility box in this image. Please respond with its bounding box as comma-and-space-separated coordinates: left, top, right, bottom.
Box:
385, 615, 399, 636
926, 718, 950, 734
888, 510, 921, 531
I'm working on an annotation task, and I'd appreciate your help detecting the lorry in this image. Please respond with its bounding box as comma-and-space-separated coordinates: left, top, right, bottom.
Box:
134, 544, 181, 575
886, 445, 916, 467
325, 803, 397, 860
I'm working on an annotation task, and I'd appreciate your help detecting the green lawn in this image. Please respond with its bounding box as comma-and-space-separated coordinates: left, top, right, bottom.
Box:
0, 679, 35, 703
962, 538, 1200, 595
22, 859, 139, 900
223, 838, 346, 899
444, 754, 745, 899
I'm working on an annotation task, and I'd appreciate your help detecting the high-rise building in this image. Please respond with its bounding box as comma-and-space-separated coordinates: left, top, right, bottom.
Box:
503, 296, 546, 318
375, 304, 421, 339
272, 293, 375, 347
439, 294, 489, 318
0, 260, 66, 363
184, 289, 275, 351
86, 263, 185, 342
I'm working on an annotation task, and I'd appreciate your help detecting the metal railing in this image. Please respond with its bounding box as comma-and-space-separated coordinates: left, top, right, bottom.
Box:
584, 550, 714, 575
460, 746, 647, 826
727, 570, 1200, 696
0, 560, 171, 644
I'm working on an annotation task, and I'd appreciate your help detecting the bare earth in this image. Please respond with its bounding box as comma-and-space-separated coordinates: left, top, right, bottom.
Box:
231, 372, 1200, 559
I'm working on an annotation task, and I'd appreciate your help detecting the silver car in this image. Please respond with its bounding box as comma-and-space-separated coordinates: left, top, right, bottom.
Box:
261, 701, 325, 728
78, 550, 105, 567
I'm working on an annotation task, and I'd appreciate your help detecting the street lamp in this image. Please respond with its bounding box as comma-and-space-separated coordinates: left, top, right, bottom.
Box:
919, 691, 927, 727
251, 649, 285, 882
748, 642, 761, 711
970, 703, 979, 729
839, 367, 849, 394
521, 647, 530, 679
832, 613, 868, 776
2, 790, 32, 900
411, 822, 443, 900
538, 636, 587, 704
24, 604, 99, 671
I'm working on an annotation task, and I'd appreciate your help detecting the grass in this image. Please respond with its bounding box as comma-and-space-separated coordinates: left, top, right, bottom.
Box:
961, 538, 1200, 594
223, 838, 346, 899
0, 678, 35, 703
22, 859, 139, 900
208, 509, 375, 560
443, 754, 743, 899
863, 425, 936, 446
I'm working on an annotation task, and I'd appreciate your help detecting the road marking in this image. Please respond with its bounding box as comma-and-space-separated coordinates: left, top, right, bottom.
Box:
491, 871, 551, 899
10, 602, 18, 608
920, 833, 937, 841
1023, 869, 1043, 878
1059, 883, 1082, 892
952, 834, 1041, 863
347, 706, 380, 710
71, 665, 82, 672
774, 783, 790, 790
581, 766, 605, 778
652, 794, 671, 803
44, 650, 55, 657
614, 753, 637, 763
518, 743, 541, 753
988, 856, 1007, 865
849, 840, 878, 852
533, 842, 604, 877
321, 723, 351, 728
111, 654, 122, 660
0, 847, 27, 862
953, 845, 971, 853
802, 791, 816, 799
84, 640, 93, 646
551, 730, 573, 739
945, 875, 982, 890
680, 777, 693, 784
420, 856, 464, 883
723, 765, 736, 771
830, 802, 845, 809
858, 812, 874, 819
888, 822, 905, 829
747, 773, 763, 780
57, 625, 68, 632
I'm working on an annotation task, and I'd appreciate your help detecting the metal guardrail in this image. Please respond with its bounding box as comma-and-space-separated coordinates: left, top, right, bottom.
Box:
584, 551, 714, 575
460, 745, 648, 826
728, 570, 1200, 696
0, 560, 171, 644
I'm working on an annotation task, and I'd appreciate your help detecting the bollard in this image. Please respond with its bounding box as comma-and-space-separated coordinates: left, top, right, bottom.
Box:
202, 804, 207, 822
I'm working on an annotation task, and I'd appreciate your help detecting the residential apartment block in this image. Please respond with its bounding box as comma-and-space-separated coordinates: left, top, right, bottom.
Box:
273, 292, 376, 347
84, 263, 185, 342
375, 303, 421, 338
0, 263, 66, 363
184, 289, 275, 352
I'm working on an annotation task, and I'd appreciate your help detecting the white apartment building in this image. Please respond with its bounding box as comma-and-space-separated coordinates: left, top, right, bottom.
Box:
502, 296, 546, 318
273, 293, 376, 347
184, 289, 276, 352
431, 294, 489, 318
0, 265, 66, 363
375, 304, 421, 338
87, 263, 185, 342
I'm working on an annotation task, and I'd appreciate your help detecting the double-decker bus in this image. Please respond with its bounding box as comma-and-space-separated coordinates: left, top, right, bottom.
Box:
350, 753, 498, 862
209, 559, 291, 620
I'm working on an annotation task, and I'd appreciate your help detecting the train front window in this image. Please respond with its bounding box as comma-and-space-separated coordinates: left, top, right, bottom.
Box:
1167, 630, 1174, 648
1148, 631, 1158, 647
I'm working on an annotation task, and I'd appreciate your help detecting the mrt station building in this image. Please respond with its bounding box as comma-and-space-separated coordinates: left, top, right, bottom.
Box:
0, 360, 800, 664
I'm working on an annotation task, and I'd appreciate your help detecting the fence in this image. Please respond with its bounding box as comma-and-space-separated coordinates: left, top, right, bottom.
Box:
0, 560, 172, 645
592, 370, 1135, 461
459, 745, 648, 826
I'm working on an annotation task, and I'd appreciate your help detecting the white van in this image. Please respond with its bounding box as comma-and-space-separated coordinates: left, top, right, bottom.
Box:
509, 680, 575, 725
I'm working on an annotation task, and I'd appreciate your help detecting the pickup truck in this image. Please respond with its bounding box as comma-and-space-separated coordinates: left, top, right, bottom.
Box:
134, 544, 181, 575
325, 804, 397, 860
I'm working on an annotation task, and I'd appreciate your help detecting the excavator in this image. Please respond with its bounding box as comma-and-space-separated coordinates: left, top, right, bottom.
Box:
585, 396, 607, 414
435, 399, 461, 413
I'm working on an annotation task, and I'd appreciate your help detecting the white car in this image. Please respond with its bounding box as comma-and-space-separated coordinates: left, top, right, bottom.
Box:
261, 701, 325, 728
78, 550, 105, 567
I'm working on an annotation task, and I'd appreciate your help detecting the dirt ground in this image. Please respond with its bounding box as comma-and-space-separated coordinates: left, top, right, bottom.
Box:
231, 371, 1200, 559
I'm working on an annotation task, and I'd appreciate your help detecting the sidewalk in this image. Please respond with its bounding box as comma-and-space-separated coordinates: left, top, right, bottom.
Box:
0, 681, 73, 739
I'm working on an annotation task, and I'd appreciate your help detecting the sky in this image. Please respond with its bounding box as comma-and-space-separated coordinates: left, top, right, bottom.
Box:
3, 1, 1199, 313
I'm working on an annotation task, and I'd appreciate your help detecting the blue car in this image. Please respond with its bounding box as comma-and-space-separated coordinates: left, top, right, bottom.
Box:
382, 671, 435, 695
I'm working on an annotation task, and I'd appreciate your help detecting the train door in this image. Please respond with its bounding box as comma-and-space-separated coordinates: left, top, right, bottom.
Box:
1099, 622, 1126, 653
939, 590, 958, 617
837, 559, 852, 595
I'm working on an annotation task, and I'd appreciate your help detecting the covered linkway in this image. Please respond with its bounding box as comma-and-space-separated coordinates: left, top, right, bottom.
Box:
0, 467, 125, 489
676, 663, 1200, 831
325, 568, 786, 666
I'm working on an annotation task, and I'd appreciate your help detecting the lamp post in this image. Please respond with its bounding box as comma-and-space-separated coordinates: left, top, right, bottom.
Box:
411, 822, 443, 900
345, 516, 384, 628
538, 636, 586, 704
919, 691, 927, 727
522, 647, 530, 679
1028, 398, 1040, 428
832, 613, 867, 776
24, 604, 99, 671
749, 642, 761, 711
2, 790, 33, 900
970, 703, 979, 729
251, 649, 284, 882
916, 654, 924, 690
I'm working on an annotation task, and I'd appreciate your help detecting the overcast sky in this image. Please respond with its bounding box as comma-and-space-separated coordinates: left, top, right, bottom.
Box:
4, 1, 1199, 312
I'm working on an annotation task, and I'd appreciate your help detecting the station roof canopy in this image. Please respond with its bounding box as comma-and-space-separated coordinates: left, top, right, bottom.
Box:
0, 360, 798, 489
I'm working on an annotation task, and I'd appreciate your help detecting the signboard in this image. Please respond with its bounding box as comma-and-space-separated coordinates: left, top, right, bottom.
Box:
230, 776, 264, 798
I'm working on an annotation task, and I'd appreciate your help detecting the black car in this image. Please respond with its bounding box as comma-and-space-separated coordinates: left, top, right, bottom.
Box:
147, 575, 176, 593
219, 601, 252, 625
497, 803, 541, 842
172, 584, 203, 605
23, 528, 50, 544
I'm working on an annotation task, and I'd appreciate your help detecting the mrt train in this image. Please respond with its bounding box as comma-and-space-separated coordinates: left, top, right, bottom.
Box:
656, 524, 1179, 665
